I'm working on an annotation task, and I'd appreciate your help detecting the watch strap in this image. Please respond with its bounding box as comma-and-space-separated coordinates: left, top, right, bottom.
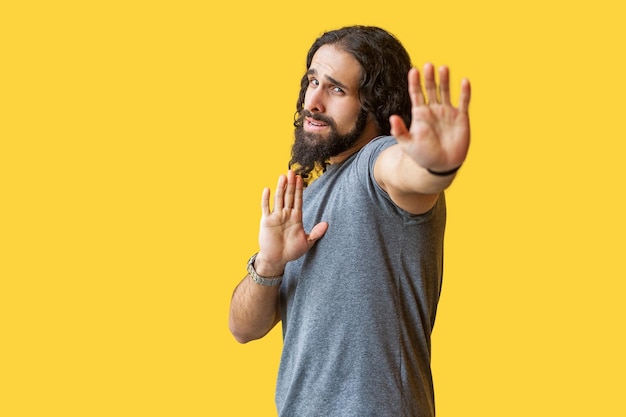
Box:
247, 253, 283, 286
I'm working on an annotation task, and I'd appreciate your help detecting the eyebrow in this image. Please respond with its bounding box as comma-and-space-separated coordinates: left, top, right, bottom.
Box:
307, 69, 349, 91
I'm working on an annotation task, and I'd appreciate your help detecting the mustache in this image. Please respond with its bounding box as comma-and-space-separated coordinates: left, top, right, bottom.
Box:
295, 110, 336, 128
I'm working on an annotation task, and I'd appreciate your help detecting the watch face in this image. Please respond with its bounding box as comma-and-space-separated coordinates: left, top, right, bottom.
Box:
247, 253, 282, 286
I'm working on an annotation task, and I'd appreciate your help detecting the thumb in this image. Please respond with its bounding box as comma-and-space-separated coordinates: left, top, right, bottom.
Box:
389, 115, 410, 142
307, 221, 328, 246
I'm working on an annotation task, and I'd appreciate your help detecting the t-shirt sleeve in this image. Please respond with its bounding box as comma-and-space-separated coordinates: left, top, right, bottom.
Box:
353, 135, 441, 222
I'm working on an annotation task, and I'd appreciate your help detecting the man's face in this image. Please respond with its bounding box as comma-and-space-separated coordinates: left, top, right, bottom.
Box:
292, 44, 374, 169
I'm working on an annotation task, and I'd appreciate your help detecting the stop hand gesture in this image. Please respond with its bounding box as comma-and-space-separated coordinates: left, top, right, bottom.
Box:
390, 63, 471, 173
255, 170, 328, 276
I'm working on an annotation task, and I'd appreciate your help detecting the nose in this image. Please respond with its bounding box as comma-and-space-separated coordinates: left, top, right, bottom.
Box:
305, 87, 325, 113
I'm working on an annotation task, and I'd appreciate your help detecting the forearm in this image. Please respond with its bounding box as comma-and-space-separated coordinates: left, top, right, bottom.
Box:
229, 170, 327, 343
395, 149, 458, 195
375, 144, 459, 214
228, 268, 282, 344
383, 64, 470, 198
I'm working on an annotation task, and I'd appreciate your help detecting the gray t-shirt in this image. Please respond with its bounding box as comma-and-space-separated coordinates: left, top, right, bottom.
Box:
277, 136, 446, 417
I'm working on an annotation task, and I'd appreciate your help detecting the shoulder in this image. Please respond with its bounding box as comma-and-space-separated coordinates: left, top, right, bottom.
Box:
359, 136, 397, 158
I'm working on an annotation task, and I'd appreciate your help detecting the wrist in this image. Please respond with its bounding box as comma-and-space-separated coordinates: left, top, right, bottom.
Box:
427, 165, 462, 176
253, 253, 286, 277
247, 253, 284, 287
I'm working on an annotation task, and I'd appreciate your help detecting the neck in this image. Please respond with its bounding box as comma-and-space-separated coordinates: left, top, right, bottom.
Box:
329, 120, 381, 164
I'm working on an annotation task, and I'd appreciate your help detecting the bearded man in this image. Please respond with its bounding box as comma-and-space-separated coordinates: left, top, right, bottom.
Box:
229, 25, 471, 417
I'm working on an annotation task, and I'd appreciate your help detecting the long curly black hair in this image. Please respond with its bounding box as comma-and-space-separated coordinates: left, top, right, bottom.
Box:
290, 26, 413, 180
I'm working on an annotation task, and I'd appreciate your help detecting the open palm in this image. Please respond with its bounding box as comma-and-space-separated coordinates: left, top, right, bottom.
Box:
257, 171, 328, 273
390, 63, 471, 173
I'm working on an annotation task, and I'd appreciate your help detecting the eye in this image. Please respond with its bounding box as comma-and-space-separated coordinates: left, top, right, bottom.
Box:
309, 78, 319, 87
332, 86, 345, 94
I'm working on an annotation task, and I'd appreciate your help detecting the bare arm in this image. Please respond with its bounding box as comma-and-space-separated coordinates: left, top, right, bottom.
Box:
375, 63, 471, 214
228, 171, 328, 343
228, 271, 282, 344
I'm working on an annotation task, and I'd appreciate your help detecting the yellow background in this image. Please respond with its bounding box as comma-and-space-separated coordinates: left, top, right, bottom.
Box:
1, 0, 624, 416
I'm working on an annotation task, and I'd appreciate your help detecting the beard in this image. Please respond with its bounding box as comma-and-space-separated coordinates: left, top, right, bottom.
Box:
290, 108, 368, 180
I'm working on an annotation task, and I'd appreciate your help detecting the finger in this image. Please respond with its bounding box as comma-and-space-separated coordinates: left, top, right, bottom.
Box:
293, 174, 303, 211
458, 78, 471, 114
307, 221, 328, 245
261, 187, 271, 216
389, 114, 410, 141
423, 63, 438, 104
439, 66, 451, 106
273, 174, 286, 211
284, 170, 295, 209
408, 67, 425, 107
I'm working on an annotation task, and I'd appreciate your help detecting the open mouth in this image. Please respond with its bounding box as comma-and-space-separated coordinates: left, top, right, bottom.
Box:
305, 117, 330, 131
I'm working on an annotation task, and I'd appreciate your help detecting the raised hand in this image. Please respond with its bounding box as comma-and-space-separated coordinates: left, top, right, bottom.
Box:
390, 63, 471, 173
255, 170, 328, 276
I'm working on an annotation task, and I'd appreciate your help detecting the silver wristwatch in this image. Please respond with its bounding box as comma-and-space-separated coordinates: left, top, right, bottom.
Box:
247, 253, 283, 286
